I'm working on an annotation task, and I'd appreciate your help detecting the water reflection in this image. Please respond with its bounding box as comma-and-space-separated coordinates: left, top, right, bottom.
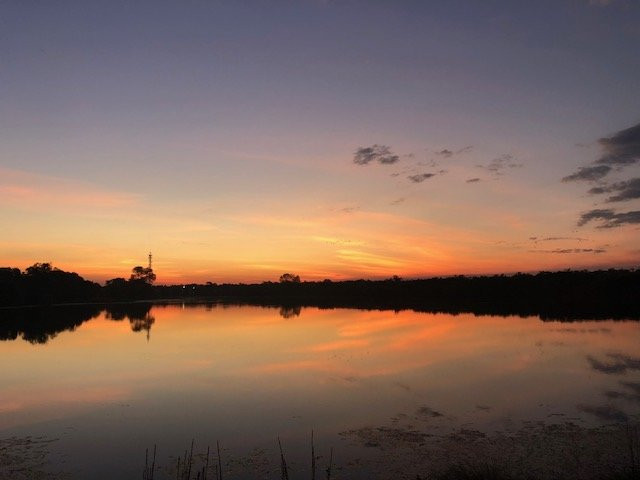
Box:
0, 304, 102, 344
0, 304, 638, 479
105, 303, 156, 340
0, 303, 158, 344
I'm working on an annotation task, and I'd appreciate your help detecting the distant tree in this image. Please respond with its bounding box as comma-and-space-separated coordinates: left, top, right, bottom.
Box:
130, 266, 156, 284
105, 277, 128, 288
279, 273, 301, 283
25, 262, 54, 275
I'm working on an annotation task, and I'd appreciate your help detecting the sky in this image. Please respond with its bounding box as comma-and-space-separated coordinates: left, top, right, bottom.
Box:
1, 0, 639, 284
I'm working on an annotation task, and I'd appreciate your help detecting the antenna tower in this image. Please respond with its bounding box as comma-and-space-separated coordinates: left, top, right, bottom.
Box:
148, 251, 153, 270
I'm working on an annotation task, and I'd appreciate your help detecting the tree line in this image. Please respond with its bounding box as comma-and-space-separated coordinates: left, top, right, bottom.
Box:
1, 263, 639, 321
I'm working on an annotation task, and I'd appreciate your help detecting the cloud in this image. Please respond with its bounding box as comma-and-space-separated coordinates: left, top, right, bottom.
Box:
0, 168, 141, 210
477, 154, 522, 176
596, 123, 640, 166
563, 121, 640, 186
390, 197, 405, 205
407, 173, 436, 183
562, 165, 612, 183
435, 149, 453, 158
531, 236, 589, 242
466, 178, 481, 183
353, 144, 399, 165
587, 177, 640, 202
435, 146, 473, 158
340, 206, 360, 214
578, 208, 640, 228
530, 248, 606, 254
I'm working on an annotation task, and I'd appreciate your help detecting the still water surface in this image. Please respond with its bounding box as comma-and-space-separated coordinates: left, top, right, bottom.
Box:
0, 304, 639, 479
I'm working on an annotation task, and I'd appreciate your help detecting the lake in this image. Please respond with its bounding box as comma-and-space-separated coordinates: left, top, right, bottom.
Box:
0, 303, 639, 479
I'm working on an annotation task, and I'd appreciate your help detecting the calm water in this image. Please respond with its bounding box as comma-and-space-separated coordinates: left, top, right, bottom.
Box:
1, 304, 639, 479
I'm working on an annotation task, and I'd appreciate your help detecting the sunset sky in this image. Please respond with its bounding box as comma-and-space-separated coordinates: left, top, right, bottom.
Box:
1, 0, 639, 284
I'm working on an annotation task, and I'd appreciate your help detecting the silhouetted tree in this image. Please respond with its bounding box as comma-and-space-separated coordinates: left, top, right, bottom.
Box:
279, 273, 301, 283
130, 266, 156, 284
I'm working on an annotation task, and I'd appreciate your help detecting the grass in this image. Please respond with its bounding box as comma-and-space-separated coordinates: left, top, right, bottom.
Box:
144, 422, 640, 480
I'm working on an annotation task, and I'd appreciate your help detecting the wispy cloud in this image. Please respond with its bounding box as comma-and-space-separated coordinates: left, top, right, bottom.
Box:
0, 168, 141, 210
578, 209, 640, 228
466, 177, 481, 183
562, 165, 612, 183
435, 146, 473, 158
407, 173, 436, 183
529, 236, 589, 242
476, 154, 522, 177
588, 177, 640, 202
529, 248, 606, 254
435, 149, 453, 158
340, 206, 360, 214
596, 121, 640, 166
353, 144, 400, 165
563, 122, 640, 229
563, 121, 640, 183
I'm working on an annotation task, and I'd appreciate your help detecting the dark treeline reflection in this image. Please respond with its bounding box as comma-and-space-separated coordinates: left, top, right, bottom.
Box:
0, 303, 156, 344
1, 263, 639, 321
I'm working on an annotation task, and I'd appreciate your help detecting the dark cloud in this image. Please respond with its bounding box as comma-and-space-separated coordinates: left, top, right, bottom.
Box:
530, 248, 606, 254
562, 165, 612, 183
595, 121, 640, 166
562, 122, 640, 194
588, 177, 640, 202
408, 173, 436, 183
466, 178, 481, 183
587, 353, 640, 375
544, 236, 588, 242
529, 236, 588, 242
577, 404, 629, 422
434, 146, 472, 158
477, 154, 522, 176
353, 144, 399, 165
578, 208, 640, 228
390, 197, 405, 205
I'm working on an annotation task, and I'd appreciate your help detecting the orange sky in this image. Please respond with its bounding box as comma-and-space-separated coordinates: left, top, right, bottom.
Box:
1, 2, 639, 284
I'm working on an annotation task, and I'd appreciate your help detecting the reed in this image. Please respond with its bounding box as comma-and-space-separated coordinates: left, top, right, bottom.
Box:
311, 430, 316, 480
142, 444, 156, 480
326, 446, 333, 480
145, 435, 339, 480
278, 436, 289, 480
